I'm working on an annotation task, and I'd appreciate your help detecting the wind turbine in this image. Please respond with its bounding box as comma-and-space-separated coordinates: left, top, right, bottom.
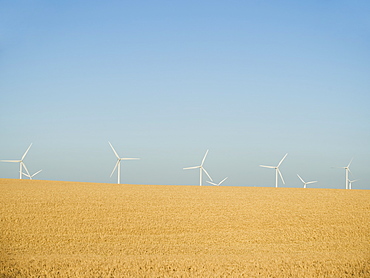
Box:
297, 174, 317, 188
183, 150, 213, 186
348, 179, 358, 190
338, 158, 353, 189
206, 177, 228, 186
260, 153, 288, 188
108, 142, 139, 184
22, 169, 42, 180
1, 143, 32, 179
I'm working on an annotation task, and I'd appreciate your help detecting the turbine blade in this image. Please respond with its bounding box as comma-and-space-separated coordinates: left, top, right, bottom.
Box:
218, 177, 228, 185
108, 142, 120, 159
110, 160, 119, 177
21, 143, 33, 160
277, 153, 288, 167
297, 174, 305, 183
183, 166, 200, 170
32, 169, 42, 177
20, 171, 30, 178
121, 158, 140, 160
21, 162, 30, 177
278, 169, 285, 184
202, 167, 213, 181
306, 181, 317, 184
206, 181, 217, 186
347, 158, 353, 168
259, 165, 274, 169
1, 160, 20, 163
201, 149, 209, 166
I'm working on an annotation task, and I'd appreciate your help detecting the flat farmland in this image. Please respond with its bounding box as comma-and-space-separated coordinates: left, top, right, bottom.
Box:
1, 179, 369, 277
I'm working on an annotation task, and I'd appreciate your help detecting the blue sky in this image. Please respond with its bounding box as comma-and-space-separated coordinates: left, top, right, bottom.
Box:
1, 1, 369, 189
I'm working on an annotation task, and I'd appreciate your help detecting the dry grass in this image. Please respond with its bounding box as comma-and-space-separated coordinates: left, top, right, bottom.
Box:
1, 178, 369, 277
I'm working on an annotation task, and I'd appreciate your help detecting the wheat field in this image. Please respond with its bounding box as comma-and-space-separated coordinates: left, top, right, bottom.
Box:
0, 178, 369, 277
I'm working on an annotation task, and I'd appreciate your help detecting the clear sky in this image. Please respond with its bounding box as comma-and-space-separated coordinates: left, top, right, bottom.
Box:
1, 1, 369, 189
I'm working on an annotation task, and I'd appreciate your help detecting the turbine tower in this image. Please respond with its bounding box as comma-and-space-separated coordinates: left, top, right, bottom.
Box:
348, 179, 358, 190
206, 177, 228, 186
22, 169, 42, 180
1, 143, 32, 179
297, 174, 317, 188
339, 158, 353, 190
183, 150, 213, 186
109, 142, 139, 184
260, 153, 288, 188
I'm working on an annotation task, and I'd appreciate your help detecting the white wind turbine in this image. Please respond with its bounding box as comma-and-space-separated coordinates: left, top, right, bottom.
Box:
297, 174, 317, 188
1, 143, 32, 179
337, 158, 353, 189
260, 153, 288, 188
207, 177, 228, 186
348, 179, 358, 190
109, 142, 140, 184
183, 150, 213, 186
22, 169, 42, 180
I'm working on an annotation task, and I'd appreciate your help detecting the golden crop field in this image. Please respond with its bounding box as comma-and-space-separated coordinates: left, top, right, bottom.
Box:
0, 178, 369, 277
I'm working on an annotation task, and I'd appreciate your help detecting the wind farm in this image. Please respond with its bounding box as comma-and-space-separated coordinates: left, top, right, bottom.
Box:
0, 143, 368, 278
1, 1, 370, 276
0, 145, 365, 189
